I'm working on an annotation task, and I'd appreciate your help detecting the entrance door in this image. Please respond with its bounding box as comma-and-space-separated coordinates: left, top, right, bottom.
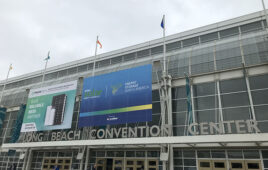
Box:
230, 160, 245, 170
245, 160, 261, 170
42, 158, 72, 170
147, 159, 158, 170
199, 160, 212, 170
113, 158, 123, 170
136, 159, 145, 170
213, 160, 227, 170
126, 159, 135, 170
96, 158, 106, 170
125, 159, 146, 170
198, 160, 227, 170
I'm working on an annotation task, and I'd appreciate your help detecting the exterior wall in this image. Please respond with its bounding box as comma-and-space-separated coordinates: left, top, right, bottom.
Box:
0, 11, 267, 170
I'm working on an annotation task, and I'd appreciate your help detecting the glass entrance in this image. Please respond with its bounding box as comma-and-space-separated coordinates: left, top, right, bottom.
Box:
42, 158, 72, 170
95, 158, 106, 170
96, 158, 158, 170
125, 159, 146, 170
198, 160, 262, 170
199, 160, 227, 170
229, 160, 262, 170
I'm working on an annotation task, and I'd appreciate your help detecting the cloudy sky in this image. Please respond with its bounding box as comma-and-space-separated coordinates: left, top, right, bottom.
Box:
0, 0, 265, 80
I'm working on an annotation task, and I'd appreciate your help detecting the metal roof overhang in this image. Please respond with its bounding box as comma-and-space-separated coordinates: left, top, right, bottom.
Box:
2, 133, 268, 149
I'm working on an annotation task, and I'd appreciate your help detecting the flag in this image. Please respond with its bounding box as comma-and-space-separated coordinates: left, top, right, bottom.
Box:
161, 15, 165, 29
185, 74, 193, 135
10, 104, 26, 143
97, 39, 102, 49
0, 107, 6, 129
9, 64, 12, 70
8, 104, 26, 156
44, 51, 50, 61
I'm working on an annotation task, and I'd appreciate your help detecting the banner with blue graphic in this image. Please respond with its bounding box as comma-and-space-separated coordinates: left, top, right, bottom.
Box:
79, 64, 152, 127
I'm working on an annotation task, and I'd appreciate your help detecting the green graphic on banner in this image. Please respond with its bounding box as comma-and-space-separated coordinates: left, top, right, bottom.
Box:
21, 81, 77, 132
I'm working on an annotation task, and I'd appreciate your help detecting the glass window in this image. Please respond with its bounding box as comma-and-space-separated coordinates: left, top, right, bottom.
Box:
252, 90, 268, 105
200, 162, 210, 167
126, 151, 135, 157
194, 96, 218, 110
216, 50, 242, 71
211, 150, 225, 158
195, 110, 219, 123
152, 90, 160, 101
58, 70, 67, 78
151, 46, 163, 55
247, 163, 259, 169
152, 102, 161, 114
197, 150, 211, 158
173, 99, 187, 112
173, 126, 187, 136
137, 49, 150, 58
174, 150, 182, 157
111, 56, 123, 64
220, 78, 247, 93
249, 74, 268, 90
124, 53, 136, 61
174, 159, 183, 165
200, 32, 218, 43
256, 121, 268, 133
263, 160, 268, 168
262, 150, 268, 158
77, 64, 88, 72
67, 67, 77, 75
183, 150, 195, 158
222, 107, 251, 121
174, 167, 184, 170
173, 112, 187, 126
184, 159, 196, 166
241, 21, 262, 33
231, 163, 243, 168
193, 82, 216, 97
255, 105, 268, 121
184, 167, 196, 170
88, 63, 94, 70
221, 92, 249, 107
148, 114, 160, 126
166, 41, 181, 51
191, 62, 214, 75
98, 59, 110, 68
183, 37, 199, 47
243, 150, 260, 159
220, 27, 239, 39
228, 150, 243, 158
214, 162, 225, 168
97, 151, 105, 157
172, 86, 187, 99
147, 151, 159, 157
136, 151, 145, 157
107, 151, 114, 157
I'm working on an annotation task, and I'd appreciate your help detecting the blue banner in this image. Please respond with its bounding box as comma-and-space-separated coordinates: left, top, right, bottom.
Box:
79, 64, 152, 127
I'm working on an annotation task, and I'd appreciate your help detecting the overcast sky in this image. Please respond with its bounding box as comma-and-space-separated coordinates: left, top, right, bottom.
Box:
0, 0, 265, 80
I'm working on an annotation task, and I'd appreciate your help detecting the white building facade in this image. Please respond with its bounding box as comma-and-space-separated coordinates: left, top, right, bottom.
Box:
0, 10, 268, 170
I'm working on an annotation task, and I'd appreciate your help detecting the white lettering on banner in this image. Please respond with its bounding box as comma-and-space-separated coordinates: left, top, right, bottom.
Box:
188, 119, 261, 135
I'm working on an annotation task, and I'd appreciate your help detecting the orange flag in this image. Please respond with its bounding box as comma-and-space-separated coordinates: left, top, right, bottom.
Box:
97, 40, 102, 48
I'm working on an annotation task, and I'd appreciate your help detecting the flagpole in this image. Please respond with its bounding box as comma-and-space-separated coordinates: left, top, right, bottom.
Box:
0, 64, 12, 106
41, 51, 50, 86
162, 15, 167, 76
92, 36, 99, 77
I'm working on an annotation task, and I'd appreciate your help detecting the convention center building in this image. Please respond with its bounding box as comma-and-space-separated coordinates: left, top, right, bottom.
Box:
0, 10, 268, 170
